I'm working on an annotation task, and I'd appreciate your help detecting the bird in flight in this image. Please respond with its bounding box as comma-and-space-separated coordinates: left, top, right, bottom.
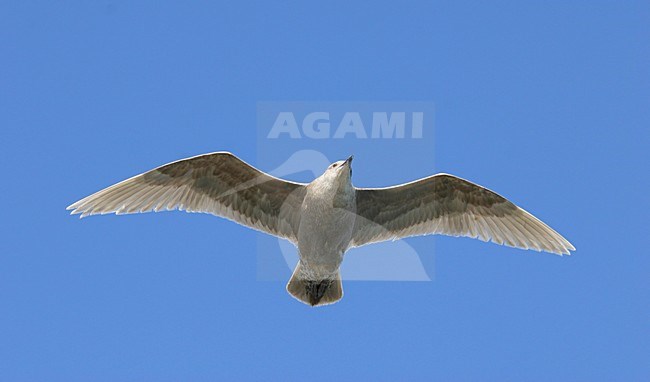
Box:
68, 152, 575, 307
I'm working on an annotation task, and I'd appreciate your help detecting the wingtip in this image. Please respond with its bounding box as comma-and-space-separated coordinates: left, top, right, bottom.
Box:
559, 240, 576, 255
560, 245, 576, 256
66, 204, 88, 219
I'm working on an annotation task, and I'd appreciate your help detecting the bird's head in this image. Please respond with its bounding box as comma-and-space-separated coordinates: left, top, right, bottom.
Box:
311, 155, 354, 194
323, 155, 353, 180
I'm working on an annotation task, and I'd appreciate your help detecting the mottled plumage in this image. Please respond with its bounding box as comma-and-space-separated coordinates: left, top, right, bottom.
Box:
68, 152, 575, 306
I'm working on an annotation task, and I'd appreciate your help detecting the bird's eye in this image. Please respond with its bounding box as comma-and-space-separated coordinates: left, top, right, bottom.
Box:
332, 164, 338, 168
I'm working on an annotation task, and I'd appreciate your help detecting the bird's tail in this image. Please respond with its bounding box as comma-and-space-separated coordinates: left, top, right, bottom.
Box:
286, 262, 343, 307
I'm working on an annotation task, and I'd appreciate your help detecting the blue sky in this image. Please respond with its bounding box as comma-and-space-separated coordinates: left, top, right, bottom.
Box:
1, 1, 649, 380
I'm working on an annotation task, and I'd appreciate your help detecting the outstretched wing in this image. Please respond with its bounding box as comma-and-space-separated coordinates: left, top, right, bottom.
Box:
67, 152, 306, 243
352, 173, 575, 255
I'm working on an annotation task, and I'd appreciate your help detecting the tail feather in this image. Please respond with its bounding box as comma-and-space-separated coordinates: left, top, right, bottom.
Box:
286, 263, 343, 307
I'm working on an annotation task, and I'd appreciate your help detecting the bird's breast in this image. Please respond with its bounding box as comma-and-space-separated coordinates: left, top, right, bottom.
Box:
297, 189, 356, 267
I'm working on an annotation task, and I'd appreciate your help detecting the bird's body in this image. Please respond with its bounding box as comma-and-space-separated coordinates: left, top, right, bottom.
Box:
290, 158, 356, 305
68, 152, 575, 307
298, 171, 355, 277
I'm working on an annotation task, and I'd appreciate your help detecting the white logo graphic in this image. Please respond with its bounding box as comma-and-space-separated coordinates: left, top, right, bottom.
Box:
265, 149, 431, 281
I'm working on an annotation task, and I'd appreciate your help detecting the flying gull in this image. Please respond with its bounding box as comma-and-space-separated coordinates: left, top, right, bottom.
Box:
67, 152, 575, 306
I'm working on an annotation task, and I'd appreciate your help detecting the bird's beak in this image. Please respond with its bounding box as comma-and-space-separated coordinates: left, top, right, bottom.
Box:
345, 155, 354, 165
